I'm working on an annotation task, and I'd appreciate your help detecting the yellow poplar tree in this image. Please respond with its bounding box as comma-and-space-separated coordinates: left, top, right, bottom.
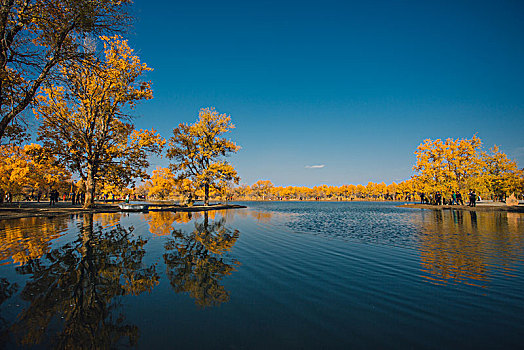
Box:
166, 107, 240, 206
0, 143, 31, 197
481, 145, 522, 200
0, 143, 70, 200
0, 0, 132, 141
34, 36, 164, 208
147, 167, 178, 200
412, 135, 482, 196
251, 180, 274, 200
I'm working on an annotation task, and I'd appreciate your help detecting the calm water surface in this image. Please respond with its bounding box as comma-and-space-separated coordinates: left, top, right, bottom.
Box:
1, 201, 523, 349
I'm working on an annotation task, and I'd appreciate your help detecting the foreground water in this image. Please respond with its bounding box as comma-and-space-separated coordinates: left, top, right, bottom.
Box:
1, 201, 523, 349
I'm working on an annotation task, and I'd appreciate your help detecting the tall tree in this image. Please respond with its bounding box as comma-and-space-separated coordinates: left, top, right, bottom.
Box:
34, 36, 164, 208
0, 0, 132, 141
167, 107, 240, 206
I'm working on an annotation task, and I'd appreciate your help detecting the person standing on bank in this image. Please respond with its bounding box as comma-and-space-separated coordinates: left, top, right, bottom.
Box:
456, 191, 464, 205
469, 189, 477, 207
468, 189, 473, 206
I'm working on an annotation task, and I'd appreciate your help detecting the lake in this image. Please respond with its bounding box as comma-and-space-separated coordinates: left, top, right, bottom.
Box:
1, 201, 523, 349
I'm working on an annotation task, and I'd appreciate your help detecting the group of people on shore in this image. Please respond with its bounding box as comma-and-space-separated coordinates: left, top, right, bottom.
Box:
48, 189, 85, 206
420, 190, 479, 207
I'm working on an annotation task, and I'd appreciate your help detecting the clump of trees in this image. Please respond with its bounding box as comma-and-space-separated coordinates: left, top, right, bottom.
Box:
412, 135, 523, 202
0, 0, 164, 206
0, 143, 70, 202
231, 180, 416, 201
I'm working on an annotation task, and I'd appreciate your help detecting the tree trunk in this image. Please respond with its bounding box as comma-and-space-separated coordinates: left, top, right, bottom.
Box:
84, 167, 96, 209
204, 182, 209, 206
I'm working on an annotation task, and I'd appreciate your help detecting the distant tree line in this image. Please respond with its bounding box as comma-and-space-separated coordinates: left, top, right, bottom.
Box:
230, 136, 523, 203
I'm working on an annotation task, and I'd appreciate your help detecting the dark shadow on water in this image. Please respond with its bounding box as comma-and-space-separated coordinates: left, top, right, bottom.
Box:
163, 211, 241, 308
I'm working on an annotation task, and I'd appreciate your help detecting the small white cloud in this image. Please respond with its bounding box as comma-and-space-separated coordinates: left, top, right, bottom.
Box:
305, 164, 325, 169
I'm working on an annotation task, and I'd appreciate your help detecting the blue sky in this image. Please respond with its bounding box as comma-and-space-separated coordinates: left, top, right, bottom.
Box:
128, 0, 524, 187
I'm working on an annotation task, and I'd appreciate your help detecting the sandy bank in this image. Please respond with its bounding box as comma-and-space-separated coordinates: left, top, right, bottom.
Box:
0, 202, 246, 220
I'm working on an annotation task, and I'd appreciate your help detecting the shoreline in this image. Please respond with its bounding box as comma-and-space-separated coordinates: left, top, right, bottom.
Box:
0, 202, 246, 220
399, 203, 524, 213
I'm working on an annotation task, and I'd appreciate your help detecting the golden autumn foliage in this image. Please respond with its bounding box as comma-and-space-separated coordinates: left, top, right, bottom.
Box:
250, 180, 274, 199
167, 107, 240, 206
34, 36, 164, 208
0, 0, 132, 141
0, 143, 71, 198
233, 181, 413, 201
412, 135, 483, 195
480, 145, 523, 200
146, 167, 178, 200
412, 135, 523, 201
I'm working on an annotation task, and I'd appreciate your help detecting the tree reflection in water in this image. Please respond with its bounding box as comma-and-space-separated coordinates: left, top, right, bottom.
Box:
416, 210, 524, 287
10, 213, 159, 348
0, 216, 69, 266
163, 211, 240, 307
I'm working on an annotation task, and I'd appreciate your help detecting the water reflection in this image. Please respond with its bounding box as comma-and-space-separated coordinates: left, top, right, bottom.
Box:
163, 211, 240, 307
0, 217, 69, 266
92, 212, 126, 228
144, 211, 178, 236
9, 213, 159, 348
416, 210, 524, 287
144, 210, 243, 238
250, 210, 273, 223
227, 208, 274, 223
